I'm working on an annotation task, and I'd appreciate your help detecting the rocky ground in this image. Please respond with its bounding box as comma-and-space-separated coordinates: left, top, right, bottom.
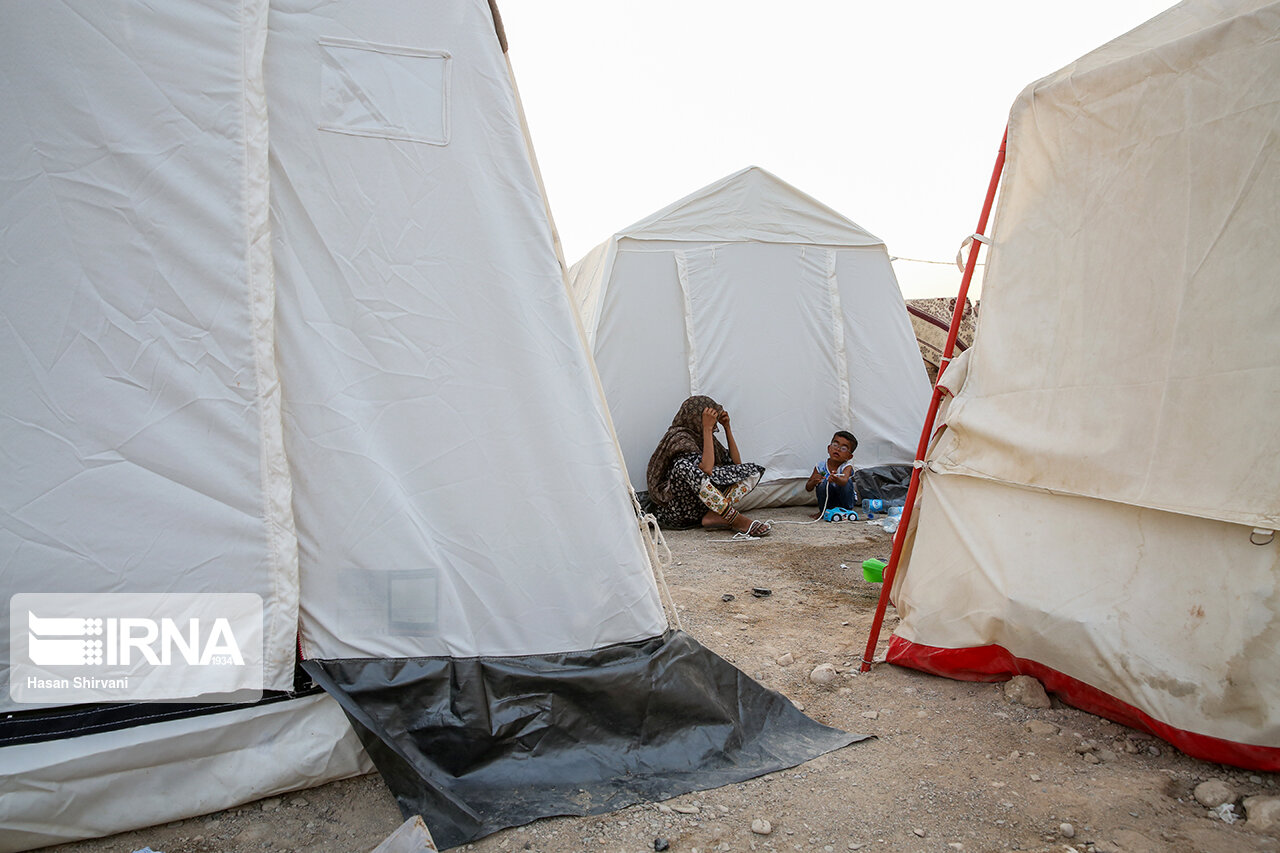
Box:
48, 507, 1279, 853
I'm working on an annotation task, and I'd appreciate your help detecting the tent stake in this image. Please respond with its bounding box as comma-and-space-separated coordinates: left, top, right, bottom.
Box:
860, 128, 1008, 672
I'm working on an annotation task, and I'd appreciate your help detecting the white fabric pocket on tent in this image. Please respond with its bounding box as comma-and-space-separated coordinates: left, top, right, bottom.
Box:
317, 38, 451, 145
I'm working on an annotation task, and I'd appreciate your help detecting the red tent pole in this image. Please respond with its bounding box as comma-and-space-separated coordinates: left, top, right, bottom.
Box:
859, 127, 1008, 672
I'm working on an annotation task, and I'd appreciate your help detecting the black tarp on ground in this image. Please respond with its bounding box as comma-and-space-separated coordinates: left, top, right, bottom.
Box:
853, 465, 914, 501
305, 630, 866, 848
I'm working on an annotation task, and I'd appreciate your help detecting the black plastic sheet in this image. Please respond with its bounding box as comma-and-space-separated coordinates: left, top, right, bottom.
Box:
305, 630, 867, 849
853, 464, 914, 501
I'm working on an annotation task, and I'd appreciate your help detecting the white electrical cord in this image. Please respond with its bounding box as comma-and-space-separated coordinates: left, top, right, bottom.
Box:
710, 476, 840, 541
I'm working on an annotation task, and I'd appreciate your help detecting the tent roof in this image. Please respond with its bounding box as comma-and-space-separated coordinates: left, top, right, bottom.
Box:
613, 165, 884, 247
1017, 0, 1275, 105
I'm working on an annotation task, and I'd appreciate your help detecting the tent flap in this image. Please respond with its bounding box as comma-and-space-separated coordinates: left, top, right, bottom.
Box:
0, 0, 298, 708
305, 630, 866, 849
265, 0, 666, 662
935, 0, 1280, 529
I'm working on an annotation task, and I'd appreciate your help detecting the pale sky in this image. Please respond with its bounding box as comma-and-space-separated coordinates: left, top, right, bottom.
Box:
499, 1, 1176, 299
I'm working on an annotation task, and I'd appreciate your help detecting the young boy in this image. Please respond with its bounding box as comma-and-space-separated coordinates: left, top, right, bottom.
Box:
806, 430, 859, 517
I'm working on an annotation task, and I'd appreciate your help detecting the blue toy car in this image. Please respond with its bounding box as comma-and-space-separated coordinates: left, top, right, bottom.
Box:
822, 507, 860, 523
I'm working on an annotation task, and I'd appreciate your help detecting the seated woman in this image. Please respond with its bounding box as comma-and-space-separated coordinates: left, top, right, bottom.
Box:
645, 395, 770, 537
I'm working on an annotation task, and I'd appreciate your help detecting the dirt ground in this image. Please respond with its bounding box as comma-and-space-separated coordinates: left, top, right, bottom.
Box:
48, 506, 1279, 853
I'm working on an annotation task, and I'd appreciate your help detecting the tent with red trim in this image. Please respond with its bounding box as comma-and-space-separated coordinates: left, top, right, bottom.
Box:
888, 0, 1280, 770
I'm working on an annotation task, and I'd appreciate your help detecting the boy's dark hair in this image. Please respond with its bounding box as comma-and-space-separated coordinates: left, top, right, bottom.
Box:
832, 430, 858, 452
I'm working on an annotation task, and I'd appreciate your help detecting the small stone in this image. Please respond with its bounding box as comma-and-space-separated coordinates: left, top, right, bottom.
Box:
1029, 774, 1042, 782
751, 818, 773, 835
654, 839, 670, 851
861, 711, 879, 720
1074, 740, 1098, 754
1025, 720, 1059, 736
1082, 752, 1100, 765
1243, 794, 1280, 831
810, 664, 838, 685
658, 804, 673, 814
1147, 745, 1162, 756
1097, 749, 1118, 763
912, 828, 925, 837
1003, 675, 1051, 709
260, 797, 282, 812
291, 797, 309, 808
1194, 779, 1235, 808
722, 594, 735, 602
776, 653, 794, 667
236, 825, 271, 843
672, 804, 700, 814
848, 844, 863, 851
1059, 822, 1075, 838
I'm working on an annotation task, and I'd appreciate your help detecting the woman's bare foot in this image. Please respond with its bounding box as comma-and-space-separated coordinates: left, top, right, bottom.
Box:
703, 508, 769, 537
702, 509, 750, 533
700, 511, 732, 529
727, 511, 769, 537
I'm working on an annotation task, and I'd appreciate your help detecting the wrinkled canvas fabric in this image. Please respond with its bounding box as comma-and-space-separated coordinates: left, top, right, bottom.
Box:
894, 0, 1280, 767
931, 0, 1280, 530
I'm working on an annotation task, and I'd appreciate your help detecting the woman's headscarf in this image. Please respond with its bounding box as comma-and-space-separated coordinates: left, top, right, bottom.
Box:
645, 395, 730, 505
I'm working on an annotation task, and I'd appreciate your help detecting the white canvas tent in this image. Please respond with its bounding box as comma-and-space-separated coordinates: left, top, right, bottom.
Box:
889, 0, 1279, 770
0, 2, 857, 849
569, 167, 931, 508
